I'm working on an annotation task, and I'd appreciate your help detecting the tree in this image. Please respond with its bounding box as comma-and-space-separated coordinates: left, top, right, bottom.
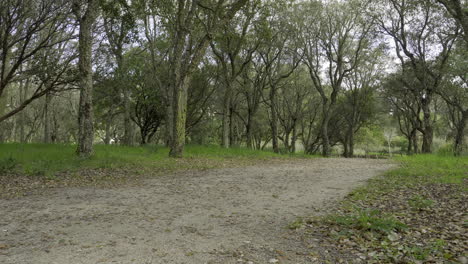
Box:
341, 71, 377, 157
210, 2, 258, 148
0, 0, 75, 123
102, 0, 138, 146
377, 0, 459, 153
438, 46, 468, 155
295, 0, 374, 156
277, 69, 311, 153
74, 0, 99, 157
163, 0, 248, 158
436, 0, 468, 45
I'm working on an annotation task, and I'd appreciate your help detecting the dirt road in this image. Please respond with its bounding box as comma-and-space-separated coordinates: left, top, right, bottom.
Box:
0, 158, 394, 264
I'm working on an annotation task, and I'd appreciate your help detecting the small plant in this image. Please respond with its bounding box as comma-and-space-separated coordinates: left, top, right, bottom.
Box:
26, 159, 54, 178
0, 156, 18, 174
406, 245, 431, 261
326, 208, 406, 236
408, 195, 434, 210
288, 218, 304, 230
405, 240, 448, 261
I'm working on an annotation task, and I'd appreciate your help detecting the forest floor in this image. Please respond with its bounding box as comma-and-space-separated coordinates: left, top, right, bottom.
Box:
0, 158, 394, 264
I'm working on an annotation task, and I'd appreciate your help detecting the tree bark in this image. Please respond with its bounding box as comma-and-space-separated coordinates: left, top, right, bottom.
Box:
321, 101, 331, 157
122, 87, 134, 146
343, 138, 349, 158
76, 0, 98, 158
291, 123, 297, 153
349, 128, 355, 157
412, 131, 419, 154
165, 87, 174, 147
43, 92, 52, 143
421, 98, 433, 153
270, 85, 279, 153
454, 110, 467, 156
284, 130, 290, 152
406, 129, 416, 154
222, 87, 232, 148
104, 110, 113, 145
18, 78, 28, 143
169, 77, 190, 158
246, 110, 253, 149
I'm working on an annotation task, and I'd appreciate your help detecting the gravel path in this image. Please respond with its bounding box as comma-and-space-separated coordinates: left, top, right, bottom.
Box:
0, 158, 394, 264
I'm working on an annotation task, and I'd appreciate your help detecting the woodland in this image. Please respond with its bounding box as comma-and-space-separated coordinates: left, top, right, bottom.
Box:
0, 0, 466, 158
0, 1, 467, 263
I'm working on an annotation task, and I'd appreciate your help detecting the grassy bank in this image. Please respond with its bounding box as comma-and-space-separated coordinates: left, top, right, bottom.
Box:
300, 154, 467, 263
0, 143, 295, 199
0, 143, 286, 176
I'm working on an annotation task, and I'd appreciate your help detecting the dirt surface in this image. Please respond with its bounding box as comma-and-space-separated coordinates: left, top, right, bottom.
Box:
0, 158, 394, 264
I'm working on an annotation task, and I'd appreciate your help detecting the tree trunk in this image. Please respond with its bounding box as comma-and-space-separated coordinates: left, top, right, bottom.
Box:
165, 88, 173, 147
421, 98, 433, 153
284, 130, 290, 153
246, 110, 253, 149
76, 0, 98, 158
412, 131, 419, 154
140, 130, 147, 145
291, 123, 297, 153
406, 132, 413, 154
169, 77, 190, 158
119, 52, 133, 146
454, 110, 467, 156
349, 128, 354, 157
321, 102, 331, 157
104, 110, 112, 145
229, 106, 236, 147
43, 92, 52, 143
343, 138, 349, 158
222, 87, 231, 148
270, 86, 279, 153
18, 78, 28, 143
122, 88, 134, 146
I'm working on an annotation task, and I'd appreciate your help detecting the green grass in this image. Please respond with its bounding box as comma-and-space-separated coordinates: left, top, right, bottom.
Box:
0, 143, 286, 177
388, 154, 468, 184
348, 154, 468, 201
